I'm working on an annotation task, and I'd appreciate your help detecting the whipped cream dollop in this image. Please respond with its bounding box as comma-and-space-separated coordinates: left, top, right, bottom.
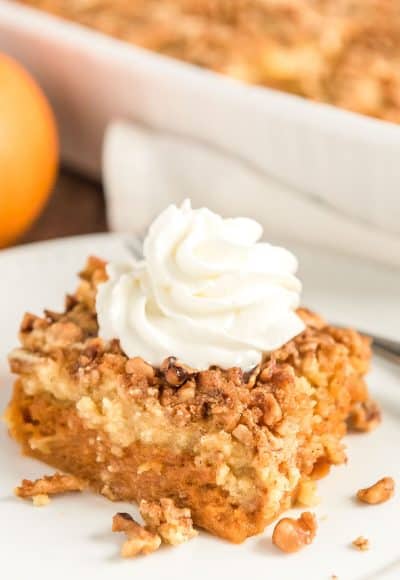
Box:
96, 200, 305, 370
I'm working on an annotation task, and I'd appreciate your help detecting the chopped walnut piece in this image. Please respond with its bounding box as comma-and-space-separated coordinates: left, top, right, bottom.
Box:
15, 473, 86, 498
249, 387, 282, 427
243, 365, 260, 388
261, 393, 283, 427
65, 293, 79, 311
310, 457, 331, 480
232, 424, 253, 446
112, 512, 161, 557
160, 357, 193, 387
177, 381, 196, 401
20, 312, 46, 333
357, 477, 395, 505
296, 479, 320, 507
46, 321, 83, 347
140, 498, 198, 545
352, 536, 370, 551
272, 512, 317, 553
32, 494, 50, 507
348, 400, 381, 432
44, 309, 63, 323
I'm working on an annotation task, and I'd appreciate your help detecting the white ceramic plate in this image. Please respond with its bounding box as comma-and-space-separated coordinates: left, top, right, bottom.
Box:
0, 234, 399, 580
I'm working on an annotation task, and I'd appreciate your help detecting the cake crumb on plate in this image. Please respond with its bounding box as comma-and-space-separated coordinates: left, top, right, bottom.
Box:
140, 498, 198, 545
15, 473, 86, 499
32, 494, 50, 506
112, 512, 161, 558
352, 536, 370, 551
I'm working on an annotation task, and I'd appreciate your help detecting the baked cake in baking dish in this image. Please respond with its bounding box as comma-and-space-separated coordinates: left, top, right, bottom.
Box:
7, 202, 379, 543
17, 0, 400, 124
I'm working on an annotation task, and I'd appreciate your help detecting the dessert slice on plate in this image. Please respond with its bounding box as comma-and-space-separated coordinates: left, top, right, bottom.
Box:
7, 201, 377, 543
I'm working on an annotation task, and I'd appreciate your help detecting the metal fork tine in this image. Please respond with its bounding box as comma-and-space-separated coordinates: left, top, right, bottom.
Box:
369, 335, 400, 365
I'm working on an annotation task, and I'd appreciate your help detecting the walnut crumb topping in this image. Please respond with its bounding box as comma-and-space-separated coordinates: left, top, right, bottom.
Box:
357, 477, 395, 505
112, 512, 161, 557
272, 512, 317, 553
140, 498, 198, 545
15, 473, 86, 498
352, 536, 370, 551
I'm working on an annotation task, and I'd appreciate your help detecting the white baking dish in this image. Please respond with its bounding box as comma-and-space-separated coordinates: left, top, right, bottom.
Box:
1, 0, 400, 236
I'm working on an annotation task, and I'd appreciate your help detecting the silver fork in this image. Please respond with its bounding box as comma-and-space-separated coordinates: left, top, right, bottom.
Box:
122, 237, 399, 365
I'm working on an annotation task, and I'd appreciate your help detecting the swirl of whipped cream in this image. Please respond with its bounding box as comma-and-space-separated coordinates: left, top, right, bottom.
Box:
96, 200, 305, 370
